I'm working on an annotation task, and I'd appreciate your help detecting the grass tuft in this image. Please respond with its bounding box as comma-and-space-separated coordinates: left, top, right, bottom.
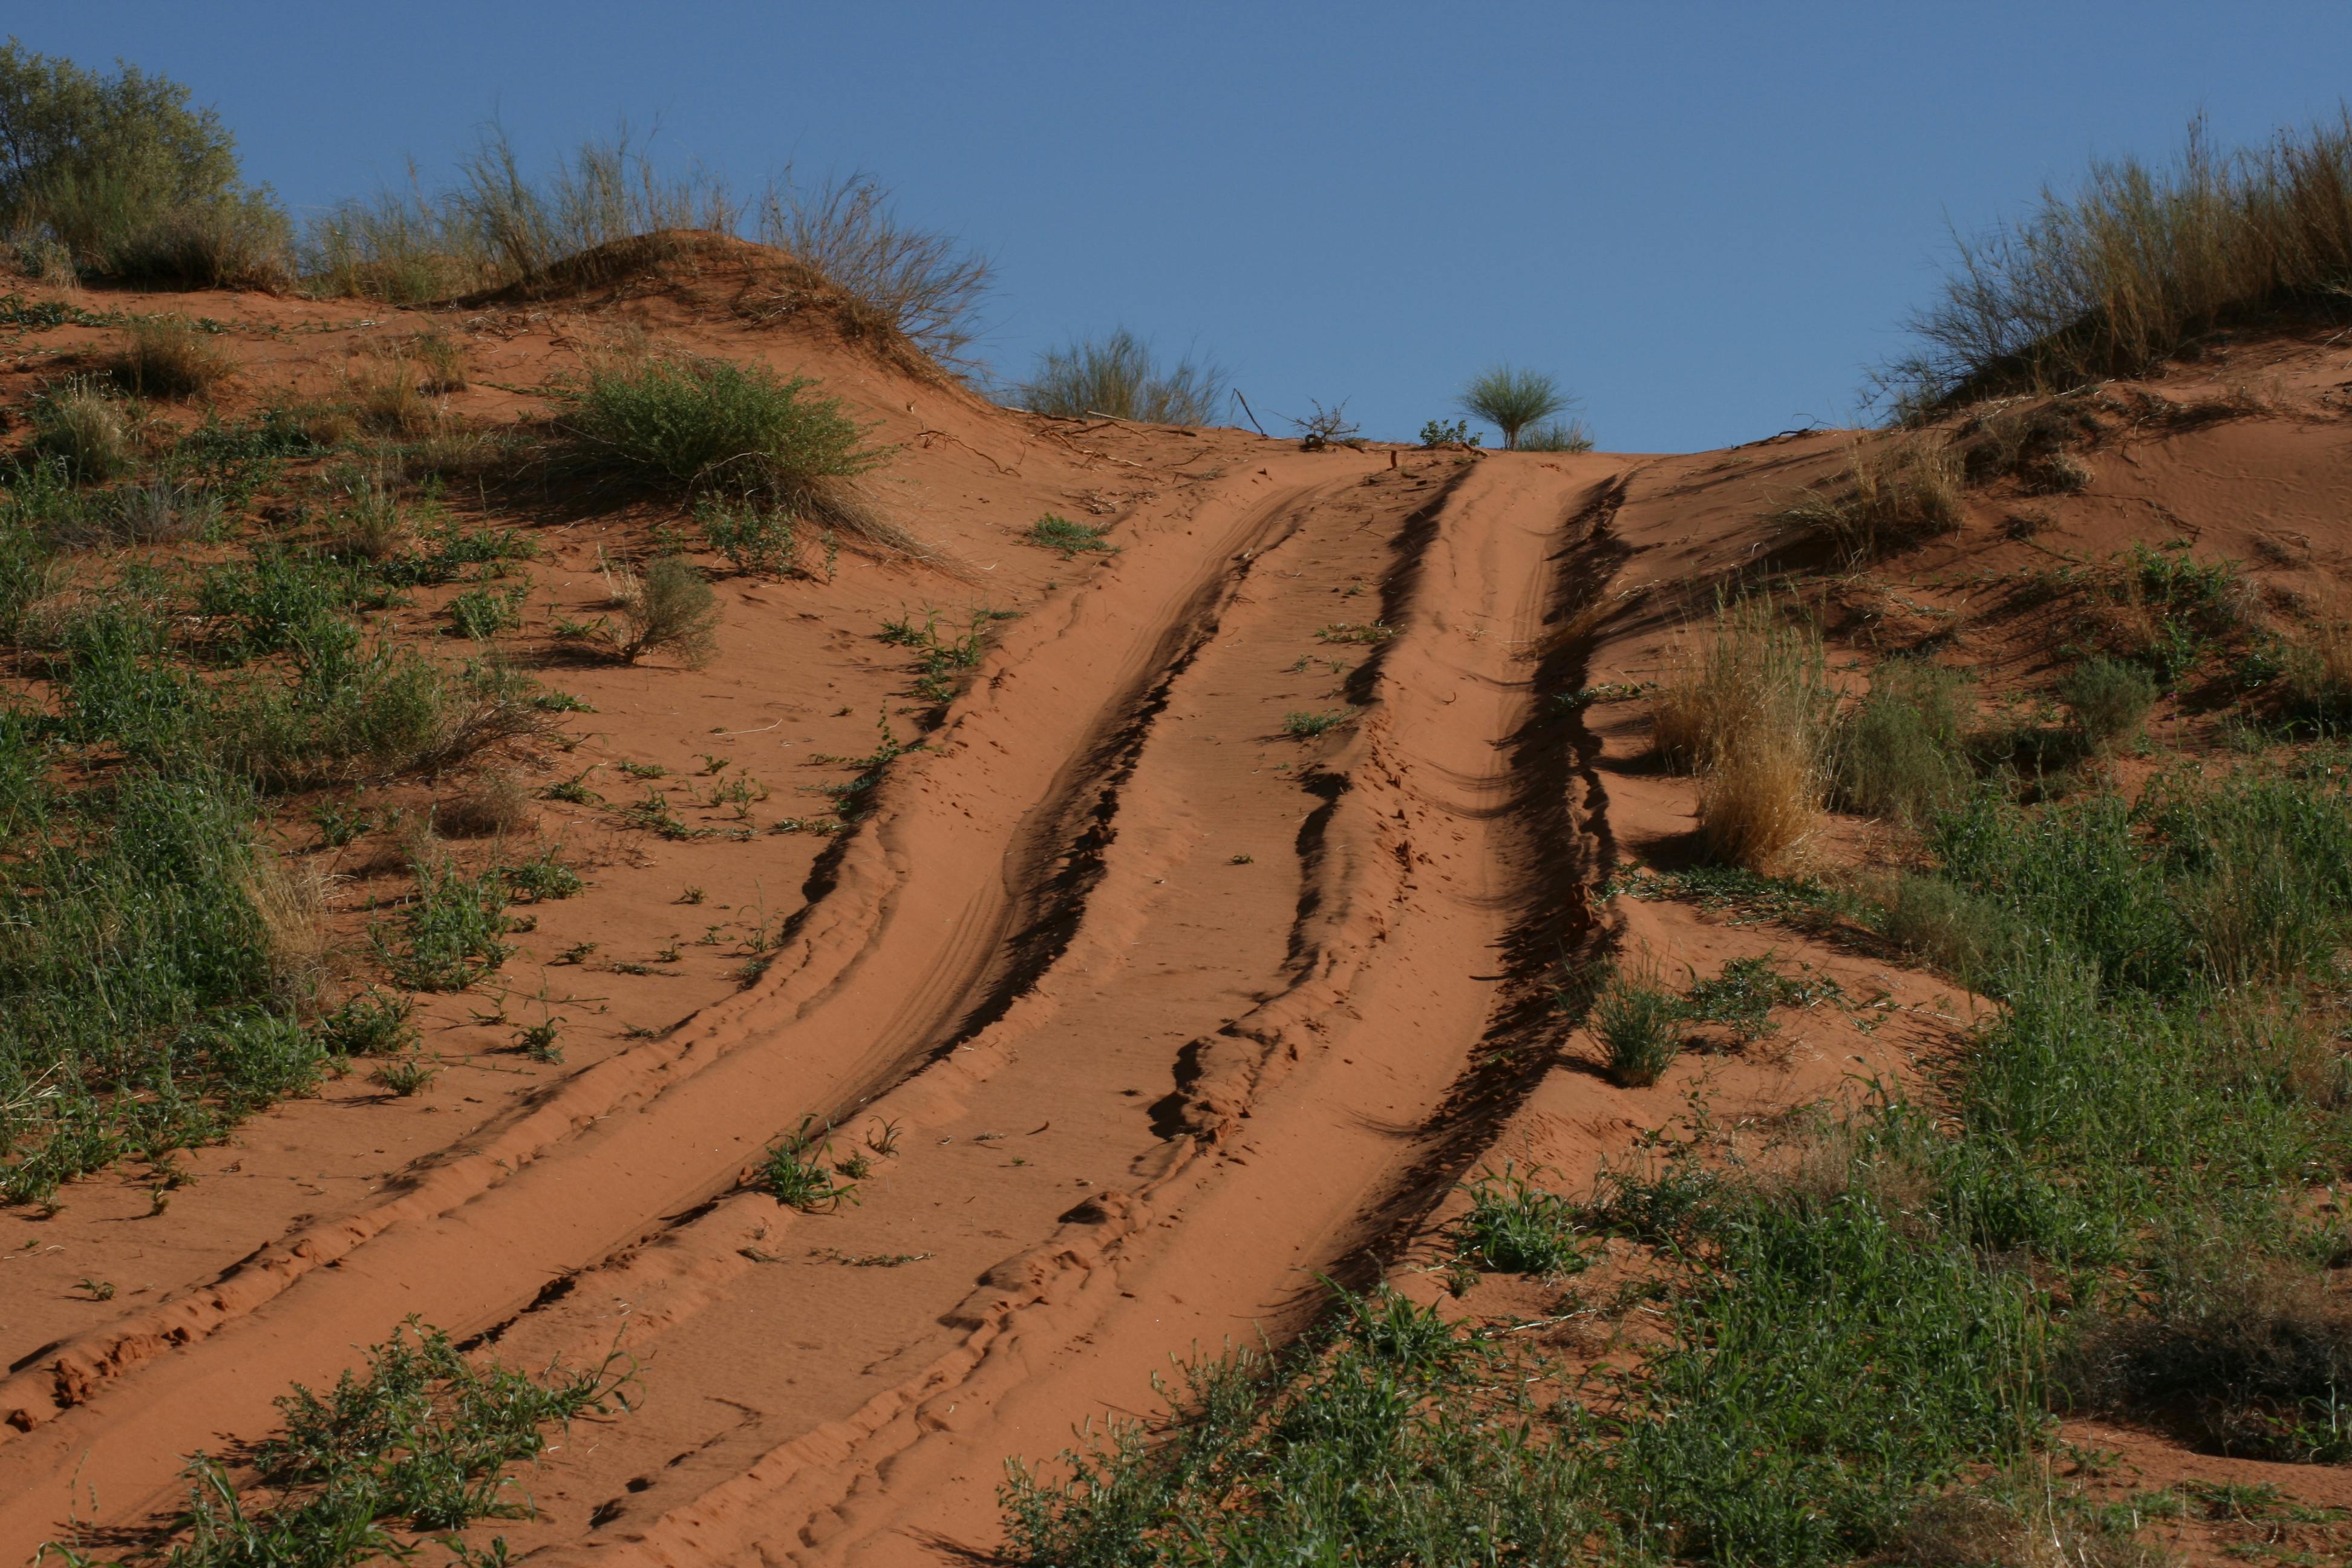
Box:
1014, 330, 1226, 425
112, 315, 234, 400
1457, 365, 1572, 450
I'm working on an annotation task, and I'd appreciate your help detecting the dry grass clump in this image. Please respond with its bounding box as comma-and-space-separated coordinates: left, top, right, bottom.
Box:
28, 377, 134, 480
607, 555, 722, 667
111, 315, 235, 399
1651, 597, 1834, 870
1953, 397, 2102, 492
2282, 606, 2352, 722
350, 351, 446, 437
1014, 330, 1227, 425
751, 172, 993, 371
1887, 1488, 2170, 1568
245, 847, 333, 1008
1889, 109, 2352, 409
1771, 436, 1963, 563
438, 769, 537, 838
411, 330, 468, 393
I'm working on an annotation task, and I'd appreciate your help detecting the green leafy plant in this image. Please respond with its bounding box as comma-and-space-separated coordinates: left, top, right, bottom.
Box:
1458, 1165, 1587, 1276
760, 1117, 860, 1211
1282, 710, 1347, 737
377, 857, 511, 991
1417, 417, 1480, 448
696, 497, 799, 575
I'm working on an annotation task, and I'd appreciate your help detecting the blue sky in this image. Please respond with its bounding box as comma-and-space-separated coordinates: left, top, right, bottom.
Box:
16, 3, 2352, 451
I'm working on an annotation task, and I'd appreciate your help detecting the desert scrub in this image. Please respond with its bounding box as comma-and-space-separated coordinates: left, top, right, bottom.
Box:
111, 314, 235, 399
1457, 1165, 1586, 1276
1281, 710, 1346, 737
1014, 330, 1226, 424
554, 352, 886, 531
609, 555, 722, 667
697, 497, 798, 575
1830, 658, 1972, 823
27, 377, 136, 480
1593, 966, 1683, 1086
56, 1319, 636, 1568
1886, 110, 2352, 408
761, 1118, 859, 1210
1770, 433, 1962, 561
2062, 655, 2157, 751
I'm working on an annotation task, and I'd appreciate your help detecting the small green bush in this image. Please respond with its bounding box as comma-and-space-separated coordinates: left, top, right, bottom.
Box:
28, 377, 134, 481
1832, 659, 1972, 823
0, 41, 289, 286
761, 1117, 858, 1210
316, 991, 417, 1056
2062, 656, 2157, 749
1282, 710, 1347, 737
447, 583, 524, 641
697, 497, 797, 575
555, 353, 881, 514
1517, 417, 1595, 452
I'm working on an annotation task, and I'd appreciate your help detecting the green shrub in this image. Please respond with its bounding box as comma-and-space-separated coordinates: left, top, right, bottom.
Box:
1014, 330, 1226, 424
1832, 659, 1971, 823
2062, 656, 2157, 749
316, 991, 416, 1056
0, 766, 316, 1202
447, 582, 524, 641
1877, 871, 2024, 981
760, 1117, 858, 1210
0, 41, 287, 286
1458, 365, 1572, 450
1282, 710, 1346, 737
100, 1319, 635, 1568
555, 353, 881, 509
1595, 969, 1682, 1086
697, 497, 797, 575
502, 845, 583, 903
113, 315, 235, 400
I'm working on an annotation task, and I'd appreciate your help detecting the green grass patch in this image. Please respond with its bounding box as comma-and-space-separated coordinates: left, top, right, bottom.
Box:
54, 1318, 635, 1568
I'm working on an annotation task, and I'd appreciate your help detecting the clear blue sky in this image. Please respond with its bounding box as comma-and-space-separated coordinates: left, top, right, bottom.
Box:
15, 3, 2352, 451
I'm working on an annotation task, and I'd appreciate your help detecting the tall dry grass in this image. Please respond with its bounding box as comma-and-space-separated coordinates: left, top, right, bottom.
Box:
1889, 109, 2352, 410
1651, 597, 1834, 871
300, 134, 991, 368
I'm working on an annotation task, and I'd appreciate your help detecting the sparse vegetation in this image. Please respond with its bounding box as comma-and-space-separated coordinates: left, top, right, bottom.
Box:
1771, 434, 1963, 561
1024, 514, 1114, 557
376, 855, 511, 991
1014, 329, 1226, 425
54, 1319, 635, 1568
1517, 416, 1596, 452
697, 497, 798, 575
761, 1117, 860, 1211
2062, 655, 2158, 751
1457, 365, 1572, 451
28, 377, 135, 480
1457, 1165, 1586, 1276
751, 170, 994, 369
1888, 110, 2352, 408
1282, 710, 1346, 737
